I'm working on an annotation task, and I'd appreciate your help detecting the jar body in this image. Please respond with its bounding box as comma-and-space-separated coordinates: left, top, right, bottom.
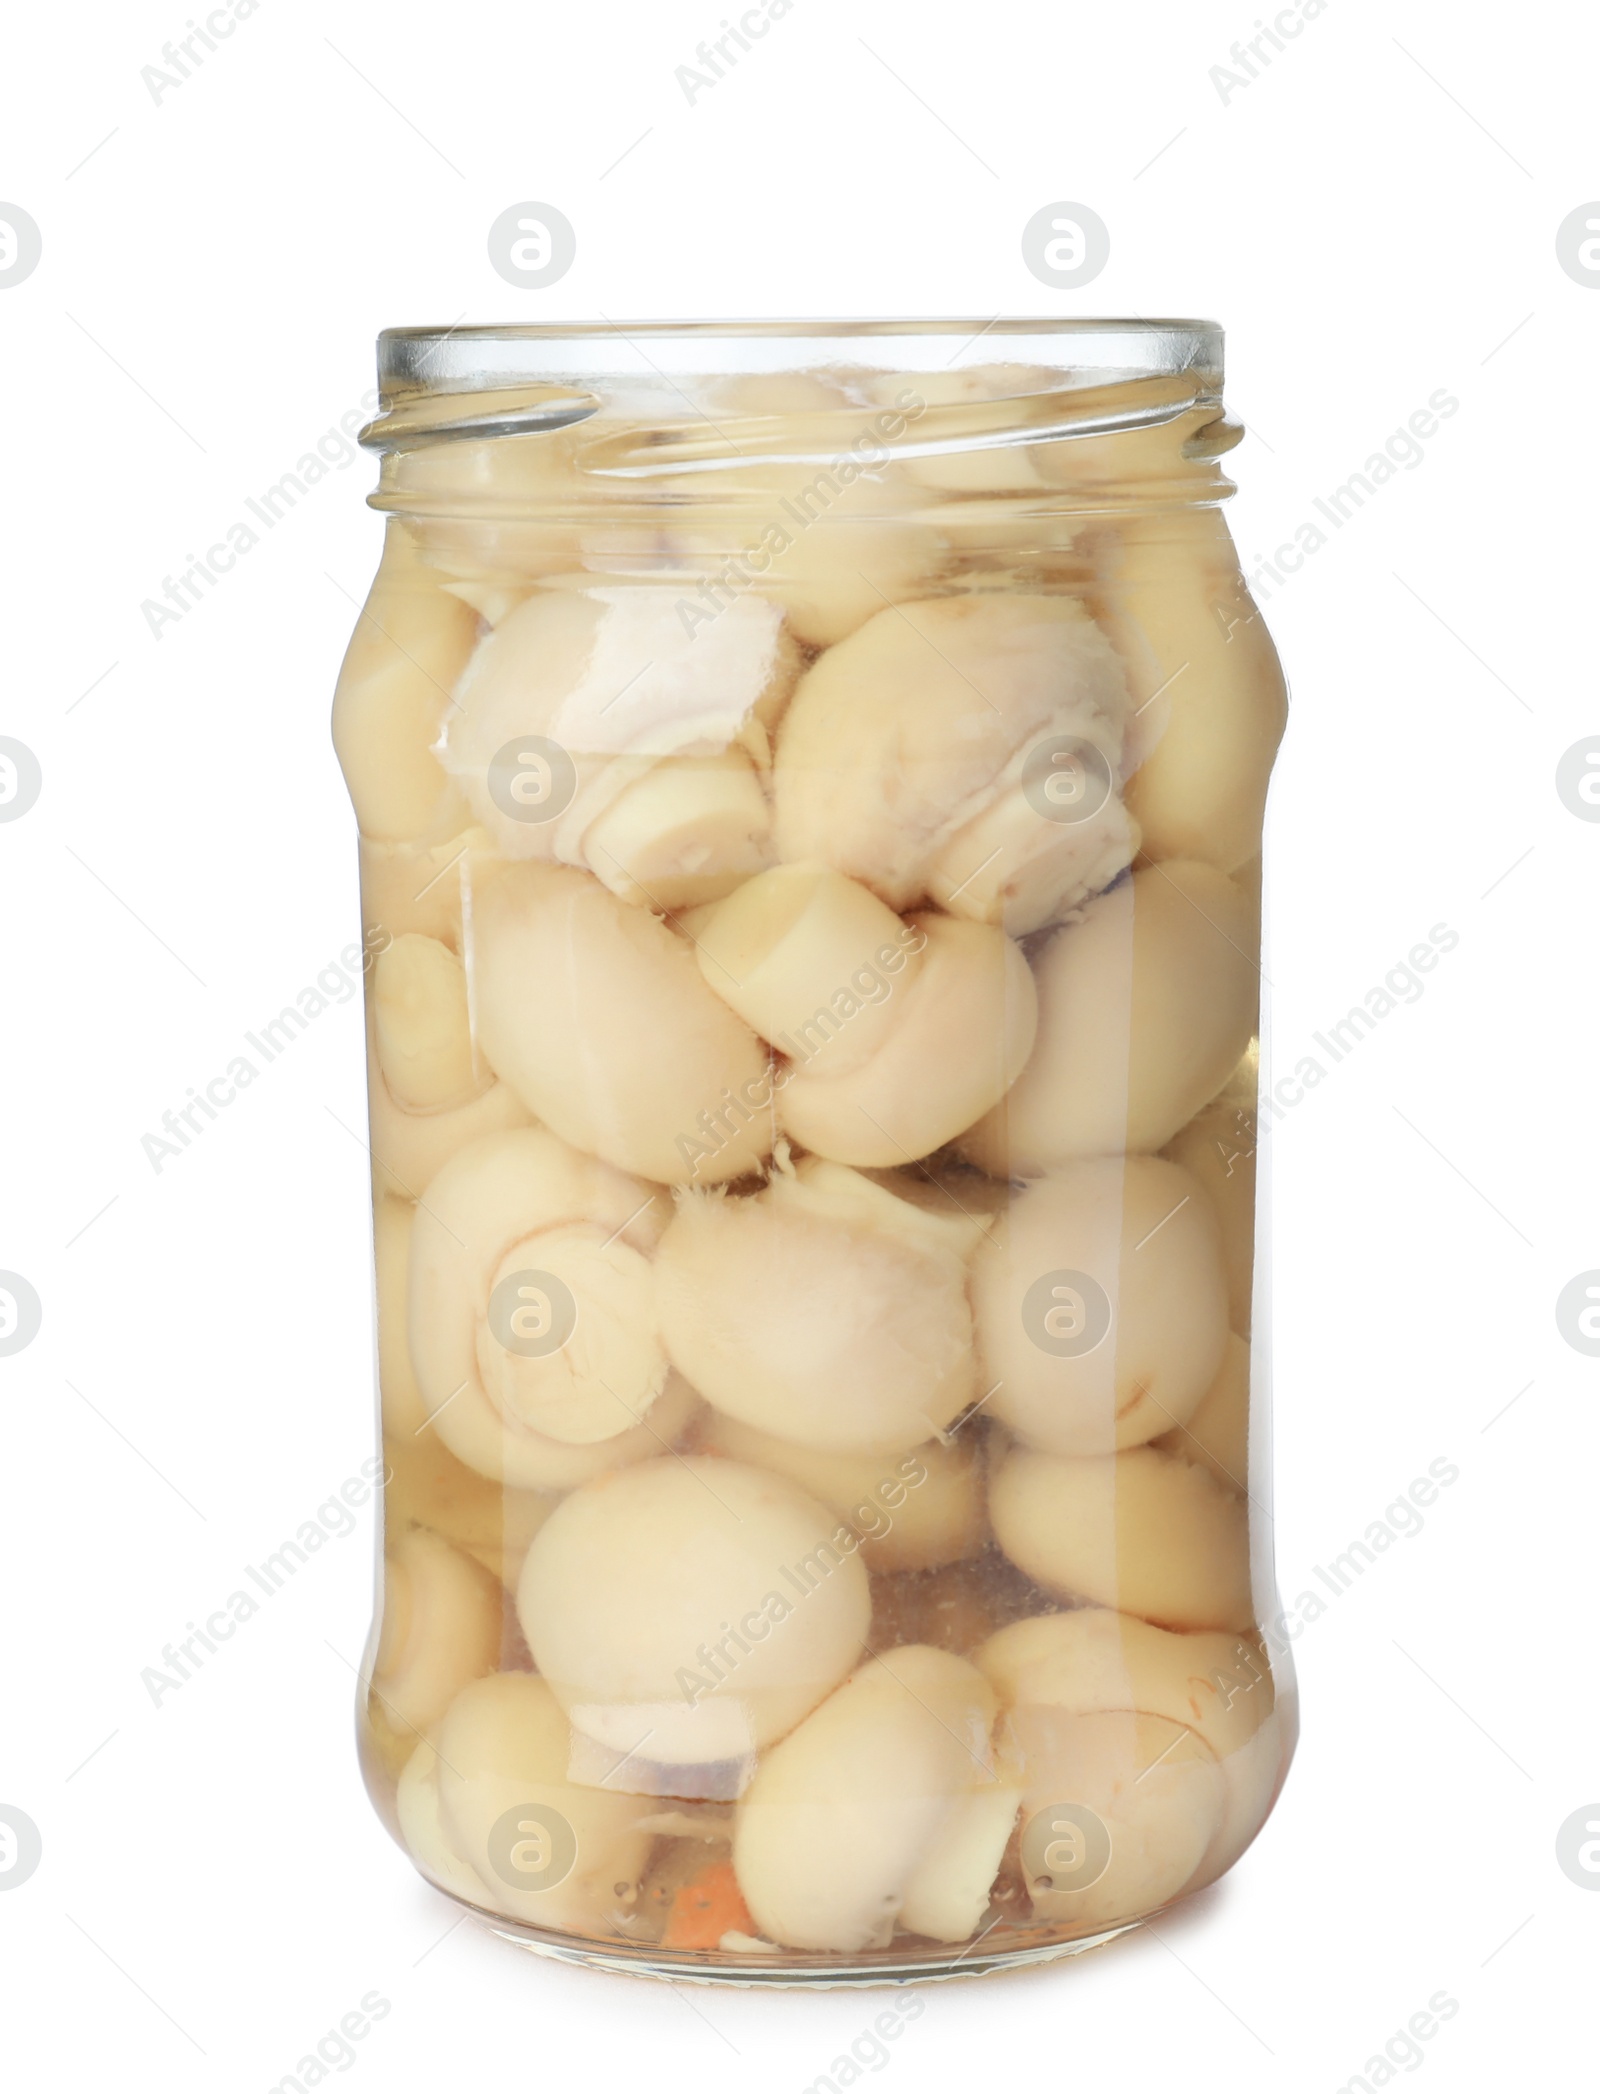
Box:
336, 323, 1294, 1982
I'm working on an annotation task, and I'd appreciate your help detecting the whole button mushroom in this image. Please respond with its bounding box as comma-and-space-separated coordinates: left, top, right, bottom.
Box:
989, 1443, 1253, 1633
373, 933, 481, 1112
395, 1737, 495, 1905
473, 863, 774, 1186
977, 1604, 1278, 1874
407, 1127, 680, 1484
696, 1415, 986, 1574
331, 523, 477, 845
691, 862, 928, 1081
978, 1607, 1276, 1767
366, 1009, 533, 1207
776, 912, 1037, 1168
1164, 1052, 1259, 1336
1093, 510, 1288, 874
971, 1156, 1230, 1456
516, 1457, 871, 1769
432, 1672, 658, 1932
654, 1159, 979, 1455
961, 860, 1258, 1175
773, 595, 1137, 935
370, 1528, 503, 1747
732, 1645, 1019, 1951
441, 586, 797, 907
1155, 1332, 1250, 1493
1005, 1705, 1224, 1929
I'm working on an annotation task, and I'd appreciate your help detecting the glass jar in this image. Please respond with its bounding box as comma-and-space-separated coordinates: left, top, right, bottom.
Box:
335, 320, 1295, 1983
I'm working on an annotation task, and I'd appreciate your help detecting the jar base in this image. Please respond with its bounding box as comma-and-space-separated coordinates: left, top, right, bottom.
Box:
478, 1912, 1141, 1989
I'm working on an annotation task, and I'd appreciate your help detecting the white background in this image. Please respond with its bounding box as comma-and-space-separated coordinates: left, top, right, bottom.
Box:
2, 0, 1596, 2087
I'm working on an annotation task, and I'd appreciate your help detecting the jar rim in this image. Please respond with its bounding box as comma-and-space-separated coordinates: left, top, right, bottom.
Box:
375, 317, 1223, 403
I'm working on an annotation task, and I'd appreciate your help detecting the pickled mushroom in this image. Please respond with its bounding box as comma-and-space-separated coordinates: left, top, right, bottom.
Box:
407, 1127, 682, 1484
516, 1456, 871, 1767
654, 1159, 978, 1454
732, 1646, 1018, 1950
473, 862, 774, 1185
773, 594, 1137, 933
970, 1156, 1230, 1456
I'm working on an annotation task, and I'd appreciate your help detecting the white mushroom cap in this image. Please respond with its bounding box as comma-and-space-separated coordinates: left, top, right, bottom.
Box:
408, 1127, 674, 1480
516, 1457, 870, 1767
1154, 1332, 1250, 1493
732, 1645, 1015, 1950
654, 1161, 976, 1454
989, 1444, 1253, 1633
441, 586, 796, 893
395, 1736, 494, 1905
1094, 511, 1287, 873
971, 1156, 1230, 1455
373, 933, 481, 1112
366, 1011, 533, 1207
697, 1414, 986, 1574
778, 913, 1038, 1167
432, 1672, 658, 1931
1003, 1705, 1224, 1928
976, 1607, 1275, 1768
960, 860, 1258, 1174
976, 1603, 1278, 1874
692, 864, 924, 1079
772, 593, 1135, 933
1163, 1051, 1259, 1335
472, 863, 774, 1186
372, 1528, 503, 1741
331, 523, 476, 846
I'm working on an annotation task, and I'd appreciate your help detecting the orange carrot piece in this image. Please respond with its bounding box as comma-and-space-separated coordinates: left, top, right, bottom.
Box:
661, 1860, 754, 1950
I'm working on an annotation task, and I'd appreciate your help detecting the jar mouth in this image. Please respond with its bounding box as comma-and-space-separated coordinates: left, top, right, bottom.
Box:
363, 319, 1238, 519
365, 319, 1222, 448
